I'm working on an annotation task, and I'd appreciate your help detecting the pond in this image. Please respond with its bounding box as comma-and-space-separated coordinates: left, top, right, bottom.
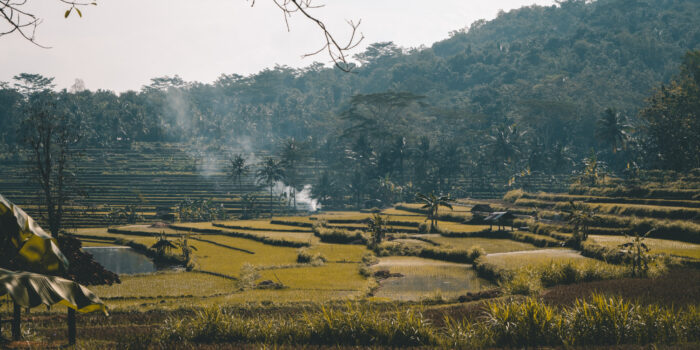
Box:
372, 256, 495, 301
83, 246, 157, 275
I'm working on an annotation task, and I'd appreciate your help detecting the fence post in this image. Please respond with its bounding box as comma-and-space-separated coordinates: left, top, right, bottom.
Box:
12, 302, 20, 341
68, 308, 76, 345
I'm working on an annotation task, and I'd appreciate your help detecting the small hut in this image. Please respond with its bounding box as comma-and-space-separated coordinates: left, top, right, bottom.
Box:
484, 211, 515, 231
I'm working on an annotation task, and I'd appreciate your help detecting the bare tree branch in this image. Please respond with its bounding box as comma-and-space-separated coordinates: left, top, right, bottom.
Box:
0, 0, 94, 48
2, 0, 363, 71
251, 0, 364, 72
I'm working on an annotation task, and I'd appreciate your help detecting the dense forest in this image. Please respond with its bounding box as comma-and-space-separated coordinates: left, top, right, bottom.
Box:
1, 0, 699, 207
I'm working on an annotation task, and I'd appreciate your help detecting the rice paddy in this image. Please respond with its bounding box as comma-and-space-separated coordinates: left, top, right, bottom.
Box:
370, 257, 494, 301
589, 235, 700, 259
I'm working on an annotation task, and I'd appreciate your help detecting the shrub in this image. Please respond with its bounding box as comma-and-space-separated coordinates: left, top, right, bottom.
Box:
503, 189, 525, 203
312, 225, 367, 244
417, 221, 429, 233
468, 246, 486, 261
296, 247, 326, 265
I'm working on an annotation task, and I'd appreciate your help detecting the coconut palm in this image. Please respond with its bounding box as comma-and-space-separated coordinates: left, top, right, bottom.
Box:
227, 153, 250, 194
279, 138, 307, 209
596, 108, 629, 154
415, 192, 453, 233
311, 171, 336, 207
256, 157, 285, 218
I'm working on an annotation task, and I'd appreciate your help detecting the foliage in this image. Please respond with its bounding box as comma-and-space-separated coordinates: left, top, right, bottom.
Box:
619, 230, 653, 277
367, 213, 388, 248
151, 231, 178, 257
639, 50, 700, 170
565, 201, 597, 244
142, 295, 700, 348
176, 198, 225, 222
415, 192, 453, 232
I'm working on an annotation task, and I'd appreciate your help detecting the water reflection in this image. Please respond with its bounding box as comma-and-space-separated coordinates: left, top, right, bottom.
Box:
83, 247, 157, 275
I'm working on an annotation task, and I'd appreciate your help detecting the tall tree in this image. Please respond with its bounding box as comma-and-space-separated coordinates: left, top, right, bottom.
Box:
20, 89, 83, 237
595, 108, 628, 154
639, 50, 700, 170
279, 137, 307, 210
227, 154, 250, 194
255, 157, 284, 218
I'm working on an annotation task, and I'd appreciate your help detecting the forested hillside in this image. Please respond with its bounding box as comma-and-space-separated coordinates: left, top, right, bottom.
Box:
1, 0, 699, 206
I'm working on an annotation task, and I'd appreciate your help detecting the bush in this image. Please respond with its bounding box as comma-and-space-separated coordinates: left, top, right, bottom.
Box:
468, 246, 486, 261
312, 225, 367, 244
503, 189, 525, 203
296, 247, 326, 265
417, 222, 429, 233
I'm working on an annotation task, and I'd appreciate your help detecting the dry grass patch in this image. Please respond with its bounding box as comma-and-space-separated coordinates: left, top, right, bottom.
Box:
258, 263, 368, 291
429, 236, 538, 254
193, 237, 299, 276
91, 271, 235, 299
308, 243, 369, 262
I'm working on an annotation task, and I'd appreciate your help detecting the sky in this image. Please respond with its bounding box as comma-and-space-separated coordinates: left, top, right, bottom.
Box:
0, 0, 556, 92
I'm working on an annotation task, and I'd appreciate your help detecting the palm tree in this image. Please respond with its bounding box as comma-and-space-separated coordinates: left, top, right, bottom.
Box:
311, 171, 336, 207
596, 108, 628, 154
227, 154, 249, 194
489, 124, 524, 166
151, 231, 177, 257
256, 157, 284, 218
415, 192, 453, 233
279, 138, 307, 209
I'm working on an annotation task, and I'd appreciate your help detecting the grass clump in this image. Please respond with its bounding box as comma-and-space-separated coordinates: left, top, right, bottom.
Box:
296, 247, 326, 265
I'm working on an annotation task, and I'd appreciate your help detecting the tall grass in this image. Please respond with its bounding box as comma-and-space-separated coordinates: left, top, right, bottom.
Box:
137, 296, 700, 348
474, 259, 628, 295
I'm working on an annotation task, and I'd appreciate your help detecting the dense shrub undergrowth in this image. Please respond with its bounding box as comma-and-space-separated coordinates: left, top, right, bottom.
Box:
128, 295, 700, 348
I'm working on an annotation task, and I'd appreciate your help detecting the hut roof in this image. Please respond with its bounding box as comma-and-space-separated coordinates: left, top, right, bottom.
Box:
484, 211, 515, 222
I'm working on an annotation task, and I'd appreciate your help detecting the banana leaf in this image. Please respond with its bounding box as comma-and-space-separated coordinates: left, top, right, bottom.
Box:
0, 194, 69, 273
0, 268, 107, 314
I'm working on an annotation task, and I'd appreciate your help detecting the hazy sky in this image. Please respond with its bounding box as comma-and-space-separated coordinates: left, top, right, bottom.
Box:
0, 0, 556, 92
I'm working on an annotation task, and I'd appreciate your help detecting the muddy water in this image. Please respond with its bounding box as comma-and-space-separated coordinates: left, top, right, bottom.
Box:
83, 246, 157, 274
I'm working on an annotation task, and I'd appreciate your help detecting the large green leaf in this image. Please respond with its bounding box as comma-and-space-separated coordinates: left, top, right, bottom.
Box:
0, 194, 69, 273
0, 268, 107, 314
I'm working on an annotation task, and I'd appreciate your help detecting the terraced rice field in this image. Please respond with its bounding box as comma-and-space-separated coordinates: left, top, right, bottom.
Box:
590, 235, 700, 259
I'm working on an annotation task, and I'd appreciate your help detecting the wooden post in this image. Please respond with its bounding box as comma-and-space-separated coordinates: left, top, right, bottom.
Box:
12, 302, 20, 341
67, 308, 76, 345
